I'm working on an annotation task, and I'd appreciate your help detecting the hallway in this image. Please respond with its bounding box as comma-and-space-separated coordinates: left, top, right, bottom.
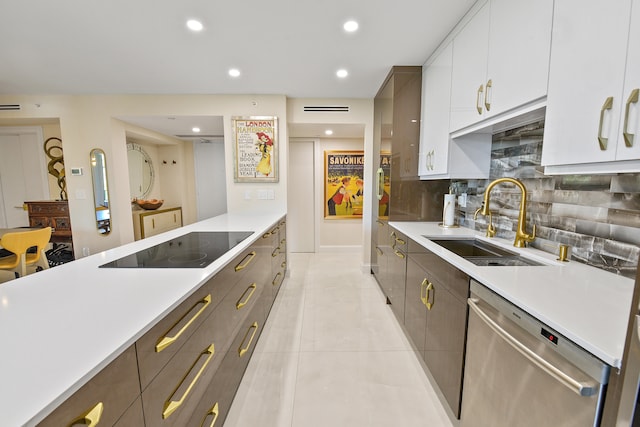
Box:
224, 252, 454, 427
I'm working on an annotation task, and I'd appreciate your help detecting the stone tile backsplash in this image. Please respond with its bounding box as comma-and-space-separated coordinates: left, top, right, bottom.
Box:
452, 121, 640, 279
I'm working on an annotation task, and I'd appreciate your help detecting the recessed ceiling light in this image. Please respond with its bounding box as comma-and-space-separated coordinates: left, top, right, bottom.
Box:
336, 69, 348, 78
229, 68, 241, 77
186, 19, 203, 32
325, 129, 334, 136
344, 20, 359, 32
192, 127, 201, 133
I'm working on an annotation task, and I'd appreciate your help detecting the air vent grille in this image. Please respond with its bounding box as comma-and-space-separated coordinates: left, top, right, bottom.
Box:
303, 105, 349, 113
0, 104, 21, 111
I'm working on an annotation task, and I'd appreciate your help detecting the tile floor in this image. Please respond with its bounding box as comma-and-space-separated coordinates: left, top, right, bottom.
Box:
224, 252, 455, 427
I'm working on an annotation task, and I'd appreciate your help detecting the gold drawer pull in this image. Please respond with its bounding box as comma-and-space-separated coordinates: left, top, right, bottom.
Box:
394, 249, 405, 259
624, 88, 639, 147
69, 402, 103, 426
420, 278, 429, 306
236, 283, 257, 309
598, 96, 614, 150
376, 246, 383, 256
238, 322, 259, 357
152, 218, 155, 228
425, 282, 434, 310
163, 343, 216, 419
235, 251, 256, 272
280, 238, 286, 245
262, 233, 271, 239
272, 272, 282, 286
200, 402, 219, 427
156, 295, 212, 352
272, 247, 280, 257
281, 261, 286, 269
476, 84, 484, 114
395, 237, 406, 245
484, 79, 492, 111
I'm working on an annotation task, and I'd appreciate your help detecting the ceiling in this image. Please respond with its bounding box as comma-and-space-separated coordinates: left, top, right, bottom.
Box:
0, 0, 477, 139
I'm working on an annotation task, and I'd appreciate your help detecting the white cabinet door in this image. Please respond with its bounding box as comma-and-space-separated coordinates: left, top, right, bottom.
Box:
616, 0, 640, 161
419, 42, 454, 177
484, 0, 552, 119
542, 0, 633, 167
450, 3, 490, 132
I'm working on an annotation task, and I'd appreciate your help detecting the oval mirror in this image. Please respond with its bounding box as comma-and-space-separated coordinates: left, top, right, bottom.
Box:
127, 142, 154, 199
90, 148, 111, 235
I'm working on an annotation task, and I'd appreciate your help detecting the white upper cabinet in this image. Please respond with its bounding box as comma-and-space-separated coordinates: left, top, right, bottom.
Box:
542, 0, 640, 173
450, 0, 553, 133
419, 42, 491, 179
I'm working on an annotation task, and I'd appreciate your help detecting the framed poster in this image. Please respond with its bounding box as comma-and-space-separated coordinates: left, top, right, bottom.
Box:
232, 116, 278, 182
324, 150, 364, 219
378, 151, 391, 218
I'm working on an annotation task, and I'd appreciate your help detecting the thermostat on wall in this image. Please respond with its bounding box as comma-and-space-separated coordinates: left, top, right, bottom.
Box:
70, 167, 83, 176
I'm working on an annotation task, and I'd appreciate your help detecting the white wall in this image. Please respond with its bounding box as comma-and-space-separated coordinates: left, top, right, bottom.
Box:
0, 94, 288, 257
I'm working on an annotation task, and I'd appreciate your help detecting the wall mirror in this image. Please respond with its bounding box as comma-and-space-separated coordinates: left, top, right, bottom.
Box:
127, 142, 154, 199
90, 148, 111, 235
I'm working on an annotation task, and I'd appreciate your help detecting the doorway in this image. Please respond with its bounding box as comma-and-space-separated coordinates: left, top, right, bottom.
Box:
193, 138, 227, 220
288, 139, 315, 252
0, 127, 49, 228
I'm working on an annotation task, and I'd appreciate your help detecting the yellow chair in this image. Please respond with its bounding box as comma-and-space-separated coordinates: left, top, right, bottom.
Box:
0, 227, 52, 278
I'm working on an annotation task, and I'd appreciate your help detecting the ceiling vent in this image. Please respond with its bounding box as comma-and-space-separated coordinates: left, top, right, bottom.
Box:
303, 105, 349, 113
0, 104, 21, 111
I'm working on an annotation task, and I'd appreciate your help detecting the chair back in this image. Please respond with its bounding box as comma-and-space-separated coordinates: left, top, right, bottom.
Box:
0, 227, 52, 276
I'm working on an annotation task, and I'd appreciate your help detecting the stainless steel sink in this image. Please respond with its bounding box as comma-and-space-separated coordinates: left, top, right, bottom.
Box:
425, 237, 545, 267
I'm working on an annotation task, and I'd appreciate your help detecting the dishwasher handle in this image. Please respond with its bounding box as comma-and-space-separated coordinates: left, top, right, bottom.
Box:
468, 298, 598, 397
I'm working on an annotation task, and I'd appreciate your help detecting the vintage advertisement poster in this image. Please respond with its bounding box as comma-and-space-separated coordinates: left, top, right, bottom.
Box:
232, 116, 278, 182
324, 150, 364, 219
378, 151, 391, 218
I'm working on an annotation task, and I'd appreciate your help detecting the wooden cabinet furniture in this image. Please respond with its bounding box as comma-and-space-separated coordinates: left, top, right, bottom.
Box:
418, 42, 491, 180
387, 227, 408, 322
133, 207, 182, 240
36, 345, 141, 427
449, 0, 552, 133
542, 0, 640, 174
24, 201, 72, 244
404, 238, 470, 419
37, 216, 286, 427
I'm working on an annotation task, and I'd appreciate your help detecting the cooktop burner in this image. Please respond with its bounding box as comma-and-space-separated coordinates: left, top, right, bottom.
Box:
99, 231, 254, 268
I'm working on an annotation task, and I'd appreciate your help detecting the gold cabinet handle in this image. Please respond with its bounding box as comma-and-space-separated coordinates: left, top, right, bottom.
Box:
376, 168, 384, 200
376, 246, 383, 256
152, 218, 155, 228
623, 88, 639, 147
484, 79, 492, 111
280, 238, 286, 245
272, 272, 282, 286
163, 343, 216, 419
262, 233, 271, 239
235, 251, 256, 272
69, 402, 104, 427
420, 278, 429, 306
200, 402, 219, 427
156, 295, 212, 352
236, 283, 257, 309
281, 261, 286, 269
395, 237, 406, 245
272, 247, 280, 257
238, 322, 259, 357
425, 281, 434, 310
598, 96, 614, 150
476, 84, 484, 114
394, 249, 405, 259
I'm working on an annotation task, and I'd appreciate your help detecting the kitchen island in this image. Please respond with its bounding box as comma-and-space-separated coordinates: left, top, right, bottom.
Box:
0, 211, 286, 426
390, 221, 635, 369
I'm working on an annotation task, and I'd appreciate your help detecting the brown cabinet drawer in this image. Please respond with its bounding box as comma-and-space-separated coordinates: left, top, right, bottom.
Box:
186, 315, 266, 427
37, 346, 140, 427
27, 201, 69, 215
137, 246, 261, 390
113, 397, 145, 426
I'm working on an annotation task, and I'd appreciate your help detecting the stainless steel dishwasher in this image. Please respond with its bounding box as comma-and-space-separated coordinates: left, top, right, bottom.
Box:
461, 280, 610, 427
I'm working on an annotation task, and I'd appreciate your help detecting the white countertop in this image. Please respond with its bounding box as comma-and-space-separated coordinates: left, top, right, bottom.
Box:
0, 211, 285, 427
390, 221, 635, 370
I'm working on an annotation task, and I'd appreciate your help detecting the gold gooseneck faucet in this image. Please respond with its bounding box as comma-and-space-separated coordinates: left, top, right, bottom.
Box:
473, 177, 536, 248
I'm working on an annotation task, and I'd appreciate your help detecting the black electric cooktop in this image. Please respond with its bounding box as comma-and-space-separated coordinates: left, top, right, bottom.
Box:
99, 231, 254, 269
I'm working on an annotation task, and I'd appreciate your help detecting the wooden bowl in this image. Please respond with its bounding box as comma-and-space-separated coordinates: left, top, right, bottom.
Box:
136, 199, 164, 210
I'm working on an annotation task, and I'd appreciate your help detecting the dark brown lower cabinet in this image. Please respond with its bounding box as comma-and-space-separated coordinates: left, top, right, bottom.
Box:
37, 216, 286, 427
405, 238, 469, 419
